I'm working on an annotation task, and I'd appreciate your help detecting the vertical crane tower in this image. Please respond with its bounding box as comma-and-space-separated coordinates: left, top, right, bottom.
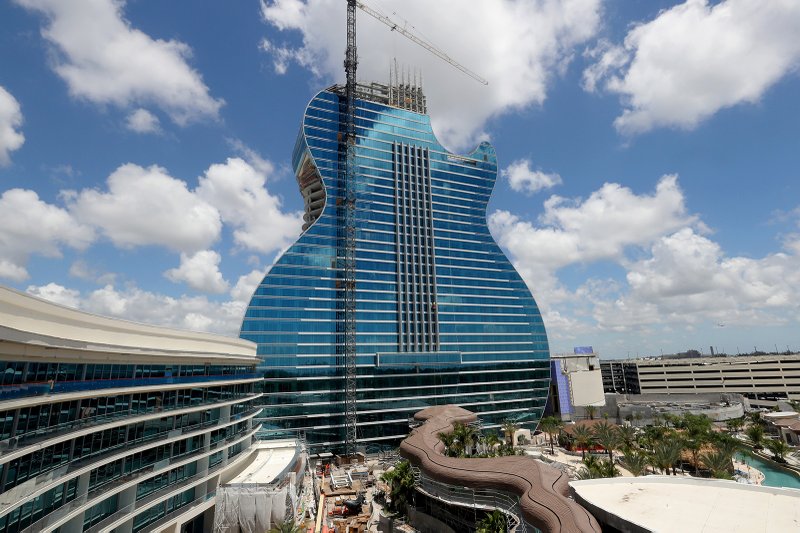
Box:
341, 0, 487, 456
341, 0, 359, 458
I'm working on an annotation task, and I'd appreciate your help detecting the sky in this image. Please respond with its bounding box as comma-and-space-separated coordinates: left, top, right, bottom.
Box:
0, 0, 799, 359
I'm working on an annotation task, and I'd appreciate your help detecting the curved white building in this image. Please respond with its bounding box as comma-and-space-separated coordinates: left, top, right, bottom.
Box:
0, 286, 261, 533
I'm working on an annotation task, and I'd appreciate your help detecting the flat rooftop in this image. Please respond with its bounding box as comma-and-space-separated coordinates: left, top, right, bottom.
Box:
226, 440, 299, 485
570, 476, 800, 532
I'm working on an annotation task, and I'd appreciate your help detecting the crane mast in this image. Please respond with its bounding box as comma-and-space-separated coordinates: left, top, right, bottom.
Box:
342, 0, 359, 458
340, 0, 487, 457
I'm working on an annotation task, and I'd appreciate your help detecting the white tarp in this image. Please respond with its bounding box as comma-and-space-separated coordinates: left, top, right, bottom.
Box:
213, 483, 295, 533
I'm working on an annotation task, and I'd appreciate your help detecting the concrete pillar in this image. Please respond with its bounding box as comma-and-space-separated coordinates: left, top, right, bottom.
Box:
220, 405, 231, 424
112, 484, 138, 533
60, 472, 91, 533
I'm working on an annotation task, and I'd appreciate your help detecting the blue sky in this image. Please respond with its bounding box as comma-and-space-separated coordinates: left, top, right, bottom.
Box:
1, 0, 798, 358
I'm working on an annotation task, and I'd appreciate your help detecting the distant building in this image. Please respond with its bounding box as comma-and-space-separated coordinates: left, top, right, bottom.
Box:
600, 354, 800, 408
0, 286, 261, 533
548, 347, 605, 421
600, 360, 641, 395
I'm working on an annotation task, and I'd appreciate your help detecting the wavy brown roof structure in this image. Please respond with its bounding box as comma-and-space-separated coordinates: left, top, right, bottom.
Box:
399, 405, 601, 533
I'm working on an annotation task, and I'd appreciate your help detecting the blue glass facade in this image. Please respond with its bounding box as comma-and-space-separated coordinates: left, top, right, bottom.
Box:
241, 86, 550, 449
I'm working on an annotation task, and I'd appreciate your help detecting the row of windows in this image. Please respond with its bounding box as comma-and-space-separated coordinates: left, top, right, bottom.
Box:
0, 362, 253, 386
1, 401, 236, 493
1, 407, 254, 531
1, 383, 254, 444
0, 477, 78, 533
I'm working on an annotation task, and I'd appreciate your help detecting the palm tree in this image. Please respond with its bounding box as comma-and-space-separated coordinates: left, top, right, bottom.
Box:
572, 424, 595, 460
484, 432, 502, 457
476, 510, 507, 533
726, 417, 744, 435
575, 455, 619, 479
619, 450, 649, 477
651, 439, 682, 475
584, 405, 597, 420
701, 450, 734, 479
538, 416, 563, 455
684, 435, 706, 476
451, 422, 478, 457
766, 439, 791, 462
270, 520, 303, 533
745, 424, 765, 450
593, 421, 620, 462
437, 431, 457, 457
502, 419, 520, 448
617, 425, 637, 450
380, 460, 416, 515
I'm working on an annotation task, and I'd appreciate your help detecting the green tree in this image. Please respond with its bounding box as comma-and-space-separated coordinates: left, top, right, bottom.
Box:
380, 460, 416, 515
538, 416, 563, 455
766, 439, 791, 462
502, 419, 520, 448
593, 421, 620, 462
571, 424, 595, 460
476, 510, 507, 533
584, 405, 597, 420
576, 455, 619, 479
701, 450, 734, 479
651, 438, 682, 475
437, 431, 458, 457
745, 425, 765, 450
726, 418, 744, 435
748, 411, 763, 426
619, 450, 649, 477
451, 422, 478, 457
484, 432, 502, 457
617, 425, 637, 451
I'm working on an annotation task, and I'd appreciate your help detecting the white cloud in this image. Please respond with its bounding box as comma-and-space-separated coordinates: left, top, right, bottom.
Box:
165, 250, 229, 294
502, 159, 562, 195
490, 174, 693, 273
196, 157, 303, 254
69, 259, 116, 285
0, 188, 94, 281
231, 268, 266, 303
26, 278, 257, 336
16, 0, 223, 125
491, 176, 800, 337
0, 86, 25, 166
584, 0, 800, 134
489, 174, 695, 330
591, 228, 800, 330
260, 0, 601, 150
26, 282, 80, 308
67, 163, 222, 253
126, 108, 160, 133
83, 284, 245, 334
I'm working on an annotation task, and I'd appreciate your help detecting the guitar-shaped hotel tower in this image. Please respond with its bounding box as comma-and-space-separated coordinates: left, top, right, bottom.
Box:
240, 71, 551, 450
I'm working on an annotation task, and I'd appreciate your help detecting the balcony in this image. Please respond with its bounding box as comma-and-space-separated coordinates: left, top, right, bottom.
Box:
0, 373, 260, 403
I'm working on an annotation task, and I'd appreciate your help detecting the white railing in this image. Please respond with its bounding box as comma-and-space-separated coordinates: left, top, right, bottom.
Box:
410, 466, 530, 533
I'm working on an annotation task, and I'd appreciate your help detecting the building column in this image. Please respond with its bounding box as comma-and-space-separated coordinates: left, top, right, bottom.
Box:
112, 484, 138, 533
60, 472, 91, 533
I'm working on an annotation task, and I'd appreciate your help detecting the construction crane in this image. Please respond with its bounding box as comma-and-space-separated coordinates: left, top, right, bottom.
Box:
340, 0, 486, 458
355, 1, 489, 86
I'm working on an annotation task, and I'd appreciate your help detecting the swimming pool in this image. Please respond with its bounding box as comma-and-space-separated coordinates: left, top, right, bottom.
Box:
736, 452, 800, 489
